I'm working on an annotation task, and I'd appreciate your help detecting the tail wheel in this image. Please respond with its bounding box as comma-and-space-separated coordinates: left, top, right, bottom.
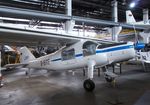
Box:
83, 79, 95, 91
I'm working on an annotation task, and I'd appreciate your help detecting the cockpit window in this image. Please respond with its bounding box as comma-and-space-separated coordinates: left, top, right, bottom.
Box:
61, 48, 75, 60
83, 41, 98, 56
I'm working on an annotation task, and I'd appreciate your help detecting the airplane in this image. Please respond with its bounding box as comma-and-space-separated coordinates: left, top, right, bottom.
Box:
4, 40, 145, 91
126, 10, 150, 28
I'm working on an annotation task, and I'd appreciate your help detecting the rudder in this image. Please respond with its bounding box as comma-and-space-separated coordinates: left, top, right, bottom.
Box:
19, 47, 36, 63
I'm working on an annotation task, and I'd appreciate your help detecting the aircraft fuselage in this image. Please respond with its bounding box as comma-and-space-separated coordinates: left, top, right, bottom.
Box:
26, 41, 136, 71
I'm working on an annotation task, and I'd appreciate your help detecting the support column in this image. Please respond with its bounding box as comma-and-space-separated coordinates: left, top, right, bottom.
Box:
65, 20, 75, 33
66, 0, 72, 16
120, 63, 122, 74
112, 26, 122, 42
82, 22, 85, 37
143, 9, 149, 24
1, 45, 5, 66
112, 64, 115, 73
98, 68, 100, 77
65, 0, 75, 33
111, 0, 118, 22
111, 0, 120, 42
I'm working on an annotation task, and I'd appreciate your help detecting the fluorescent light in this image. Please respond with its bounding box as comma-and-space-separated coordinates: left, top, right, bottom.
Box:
130, 2, 136, 8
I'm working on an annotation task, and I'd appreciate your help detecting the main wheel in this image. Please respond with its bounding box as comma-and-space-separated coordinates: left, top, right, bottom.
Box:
83, 79, 95, 91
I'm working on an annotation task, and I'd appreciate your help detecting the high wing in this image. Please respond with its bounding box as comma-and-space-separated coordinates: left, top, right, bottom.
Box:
0, 23, 79, 47
0, 22, 117, 48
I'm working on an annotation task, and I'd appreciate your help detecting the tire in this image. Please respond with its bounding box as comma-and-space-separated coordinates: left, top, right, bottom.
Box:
83, 79, 95, 91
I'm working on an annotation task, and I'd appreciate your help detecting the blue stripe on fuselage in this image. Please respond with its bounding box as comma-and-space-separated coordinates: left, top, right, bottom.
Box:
96, 45, 134, 53
75, 53, 83, 57
51, 45, 134, 62
51, 58, 61, 61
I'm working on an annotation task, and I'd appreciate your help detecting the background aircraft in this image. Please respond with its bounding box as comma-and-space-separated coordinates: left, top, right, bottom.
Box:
126, 10, 150, 28
1, 45, 20, 67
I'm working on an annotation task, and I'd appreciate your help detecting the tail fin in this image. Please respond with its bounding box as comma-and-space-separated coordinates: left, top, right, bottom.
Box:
126, 10, 136, 23
19, 47, 36, 63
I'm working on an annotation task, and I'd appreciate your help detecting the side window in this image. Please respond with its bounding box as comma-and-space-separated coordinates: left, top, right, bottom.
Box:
61, 49, 75, 61
83, 44, 96, 56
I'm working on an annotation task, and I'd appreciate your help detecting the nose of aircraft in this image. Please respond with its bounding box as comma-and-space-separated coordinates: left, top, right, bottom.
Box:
134, 43, 145, 50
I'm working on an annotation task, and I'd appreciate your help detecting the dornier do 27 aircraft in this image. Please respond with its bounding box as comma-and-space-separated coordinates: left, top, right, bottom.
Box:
4, 40, 145, 91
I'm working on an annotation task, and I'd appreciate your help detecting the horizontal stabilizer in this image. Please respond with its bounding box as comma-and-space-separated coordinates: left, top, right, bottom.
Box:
4, 63, 28, 69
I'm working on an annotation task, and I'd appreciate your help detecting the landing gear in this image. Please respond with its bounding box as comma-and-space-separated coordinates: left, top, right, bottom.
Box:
83, 60, 96, 91
83, 79, 95, 91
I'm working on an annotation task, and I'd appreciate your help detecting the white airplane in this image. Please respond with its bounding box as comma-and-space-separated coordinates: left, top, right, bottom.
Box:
126, 10, 150, 28
4, 40, 145, 91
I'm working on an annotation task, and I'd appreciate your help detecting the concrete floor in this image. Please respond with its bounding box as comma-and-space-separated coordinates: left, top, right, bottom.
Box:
0, 64, 150, 105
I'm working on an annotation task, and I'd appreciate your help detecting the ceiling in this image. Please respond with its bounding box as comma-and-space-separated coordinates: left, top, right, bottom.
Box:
0, 0, 149, 47
0, 0, 149, 22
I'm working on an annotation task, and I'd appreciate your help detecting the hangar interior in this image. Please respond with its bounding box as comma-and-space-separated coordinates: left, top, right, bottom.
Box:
0, 0, 150, 105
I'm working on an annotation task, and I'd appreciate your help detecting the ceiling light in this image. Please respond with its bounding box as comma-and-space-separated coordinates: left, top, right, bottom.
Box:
122, 0, 126, 5
130, 2, 136, 8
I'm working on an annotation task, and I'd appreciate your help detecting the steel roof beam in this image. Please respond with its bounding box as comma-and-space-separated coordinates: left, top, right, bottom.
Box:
0, 6, 70, 22
0, 6, 146, 30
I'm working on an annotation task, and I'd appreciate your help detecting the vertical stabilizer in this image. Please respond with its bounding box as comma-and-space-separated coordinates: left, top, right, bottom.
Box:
126, 10, 136, 23
19, 47, 36, 63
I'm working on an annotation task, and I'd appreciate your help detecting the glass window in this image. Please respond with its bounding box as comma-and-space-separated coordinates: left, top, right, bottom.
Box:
83, 41, 97, 56
61, 49, 75, 60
